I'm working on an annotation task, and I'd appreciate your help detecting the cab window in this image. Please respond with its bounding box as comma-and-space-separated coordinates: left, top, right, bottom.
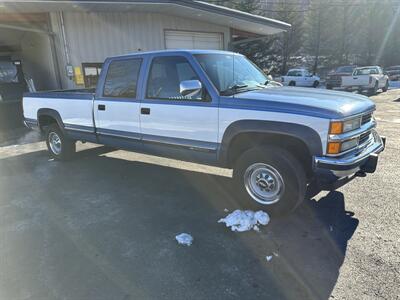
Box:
146, 56, 207, 101
103, 58, 142, 98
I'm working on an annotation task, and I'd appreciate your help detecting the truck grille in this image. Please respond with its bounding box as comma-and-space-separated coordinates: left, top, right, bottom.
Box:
359, 131, 371, 145
361, 113, 372, 125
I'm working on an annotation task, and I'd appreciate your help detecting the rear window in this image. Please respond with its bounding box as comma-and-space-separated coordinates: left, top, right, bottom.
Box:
354, 68, 378, 75
103, 59, 142, 98
336, 66, 354, 73
287, 70, 302, 76
0, 61, 18, 83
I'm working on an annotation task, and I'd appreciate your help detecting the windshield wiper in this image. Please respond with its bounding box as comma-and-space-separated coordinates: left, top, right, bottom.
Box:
256, 80, 270, 88
220, 84, 249, 96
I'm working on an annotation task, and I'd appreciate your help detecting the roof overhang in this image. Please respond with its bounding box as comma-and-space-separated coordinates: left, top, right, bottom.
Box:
0, 0, 291, 35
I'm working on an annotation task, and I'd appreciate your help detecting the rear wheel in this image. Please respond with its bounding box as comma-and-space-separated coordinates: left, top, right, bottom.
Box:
326, 84, 333, 90
313, 80, 319, 88
288, 81, 296, 86
369, 81, 379, 95
382, 80, 389, 92
232, 146, 306, 216
46, 124, 76, 160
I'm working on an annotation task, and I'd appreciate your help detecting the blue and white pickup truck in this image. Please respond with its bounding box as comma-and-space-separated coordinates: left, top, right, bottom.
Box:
23, 50, 385, 215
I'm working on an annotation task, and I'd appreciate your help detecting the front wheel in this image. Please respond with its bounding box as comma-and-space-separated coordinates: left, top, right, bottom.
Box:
46, 124, 76, 160
313, 80, 319, 88
232, 146, 306, 216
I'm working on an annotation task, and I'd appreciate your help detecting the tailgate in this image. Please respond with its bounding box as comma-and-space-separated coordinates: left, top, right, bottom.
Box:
342, 75, 370, 86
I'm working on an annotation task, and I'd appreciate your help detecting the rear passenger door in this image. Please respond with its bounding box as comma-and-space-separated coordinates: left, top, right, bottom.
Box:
139, 54, 219, 159
94, 57, 143, 146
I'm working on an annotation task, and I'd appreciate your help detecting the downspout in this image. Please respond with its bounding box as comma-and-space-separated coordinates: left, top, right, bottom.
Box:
59, 11, 70, 66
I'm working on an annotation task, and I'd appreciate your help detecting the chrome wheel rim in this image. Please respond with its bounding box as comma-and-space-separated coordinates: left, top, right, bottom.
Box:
49, 132, 62, 155
244, 163, 285, 205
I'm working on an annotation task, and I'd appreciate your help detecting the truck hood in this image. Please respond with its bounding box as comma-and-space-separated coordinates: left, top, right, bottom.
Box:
225, 87, 375, 119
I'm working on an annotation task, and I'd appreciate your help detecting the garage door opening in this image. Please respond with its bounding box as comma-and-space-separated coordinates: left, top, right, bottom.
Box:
0, 13, 58, 130
165, 30, 223, 50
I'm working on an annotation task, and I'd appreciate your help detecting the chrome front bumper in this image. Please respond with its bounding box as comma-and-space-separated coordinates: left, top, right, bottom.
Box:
314, 130, 385, 178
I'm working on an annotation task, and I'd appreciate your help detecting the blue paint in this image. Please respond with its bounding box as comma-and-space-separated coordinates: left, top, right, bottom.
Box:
97, 128, 141, 140
64, 123, 95, 132
24, 91, 93, 100
219, 97, 335, 119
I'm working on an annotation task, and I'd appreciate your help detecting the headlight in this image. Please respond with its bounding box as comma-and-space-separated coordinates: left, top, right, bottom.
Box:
340, 138, 359, 151
329, 117, 361, 134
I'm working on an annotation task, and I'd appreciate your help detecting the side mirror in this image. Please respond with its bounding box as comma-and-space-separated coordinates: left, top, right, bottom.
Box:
180, 80, 202, 97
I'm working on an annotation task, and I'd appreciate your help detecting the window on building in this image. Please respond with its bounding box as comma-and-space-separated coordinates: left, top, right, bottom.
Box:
103, 59, 142, 98
82, 63, 103, 88
146, 56, 206, 101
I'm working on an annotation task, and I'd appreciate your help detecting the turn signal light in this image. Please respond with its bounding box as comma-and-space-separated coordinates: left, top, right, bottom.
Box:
329, 122, 343, 134
327, 142, 341, 154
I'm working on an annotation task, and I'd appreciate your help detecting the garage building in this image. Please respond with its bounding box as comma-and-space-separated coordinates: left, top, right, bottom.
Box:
0, 0, 289, 91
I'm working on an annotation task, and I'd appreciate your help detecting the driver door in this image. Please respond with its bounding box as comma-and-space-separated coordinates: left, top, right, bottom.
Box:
139, 55, 219, 159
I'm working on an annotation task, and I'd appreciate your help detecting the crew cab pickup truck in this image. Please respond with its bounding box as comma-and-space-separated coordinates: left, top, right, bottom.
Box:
326, 65, 356, 90
281, 68, 320, 88
23, 50, 385, 215
341, 66, 389, 95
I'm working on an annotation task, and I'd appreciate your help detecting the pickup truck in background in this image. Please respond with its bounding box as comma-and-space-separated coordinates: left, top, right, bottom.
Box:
23, 50, 385, 215
281, 68, 320, 88
341, 66, 389, 95
325, 65, 356, 90
384, 65, 400, 82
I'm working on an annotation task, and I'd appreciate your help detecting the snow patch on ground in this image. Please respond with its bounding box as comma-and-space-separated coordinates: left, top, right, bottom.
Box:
218, 210, 270, 232
175, 233, 193, 246
266, 255, 273, 262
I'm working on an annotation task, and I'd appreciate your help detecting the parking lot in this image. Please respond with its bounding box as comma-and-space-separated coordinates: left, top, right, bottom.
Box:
0, 90, 399, 300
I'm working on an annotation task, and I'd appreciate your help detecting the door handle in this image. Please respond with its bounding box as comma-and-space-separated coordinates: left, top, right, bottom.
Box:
98, 104, 106, 111
141, 107, 150, 115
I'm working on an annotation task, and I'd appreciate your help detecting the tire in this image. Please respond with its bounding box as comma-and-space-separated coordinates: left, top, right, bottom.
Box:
45, 124, 76, 160
232, 146, 306, 216
313, 81, 319, 88
326, 84, 333, 90
288, 81, 296, 86
382, 80, 389, 92
369, 81, 379, 95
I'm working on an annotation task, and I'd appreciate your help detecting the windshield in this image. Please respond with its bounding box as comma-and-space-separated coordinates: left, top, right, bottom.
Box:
336, 66, 354, 73
194, 54, 268, 96
0, 61, 18, 84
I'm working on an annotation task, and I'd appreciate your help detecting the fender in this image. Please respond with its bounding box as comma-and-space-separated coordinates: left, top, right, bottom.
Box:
218, 120, 323, 167
37, 108, 65, 131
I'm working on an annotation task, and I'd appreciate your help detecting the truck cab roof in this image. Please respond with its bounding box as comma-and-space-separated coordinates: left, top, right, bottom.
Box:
109, 49, 242, 59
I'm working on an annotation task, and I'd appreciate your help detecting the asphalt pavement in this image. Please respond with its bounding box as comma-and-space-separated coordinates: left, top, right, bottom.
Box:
0, 90, 399, 300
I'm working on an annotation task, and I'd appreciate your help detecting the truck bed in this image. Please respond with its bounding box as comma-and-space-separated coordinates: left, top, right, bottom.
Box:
23, 89, 95, 130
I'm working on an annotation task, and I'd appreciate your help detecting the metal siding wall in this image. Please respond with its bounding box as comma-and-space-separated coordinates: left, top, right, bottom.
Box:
62, 12, 230, 66
50, 11, 230, 88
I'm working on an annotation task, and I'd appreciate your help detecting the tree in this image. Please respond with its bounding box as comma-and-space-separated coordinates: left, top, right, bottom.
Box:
234, 0, 260, 13
273, 0, 304, 74
304, 0, 326, 73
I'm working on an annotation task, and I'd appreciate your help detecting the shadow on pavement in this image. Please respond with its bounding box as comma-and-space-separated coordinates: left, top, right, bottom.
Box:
0, 146, 358, 300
